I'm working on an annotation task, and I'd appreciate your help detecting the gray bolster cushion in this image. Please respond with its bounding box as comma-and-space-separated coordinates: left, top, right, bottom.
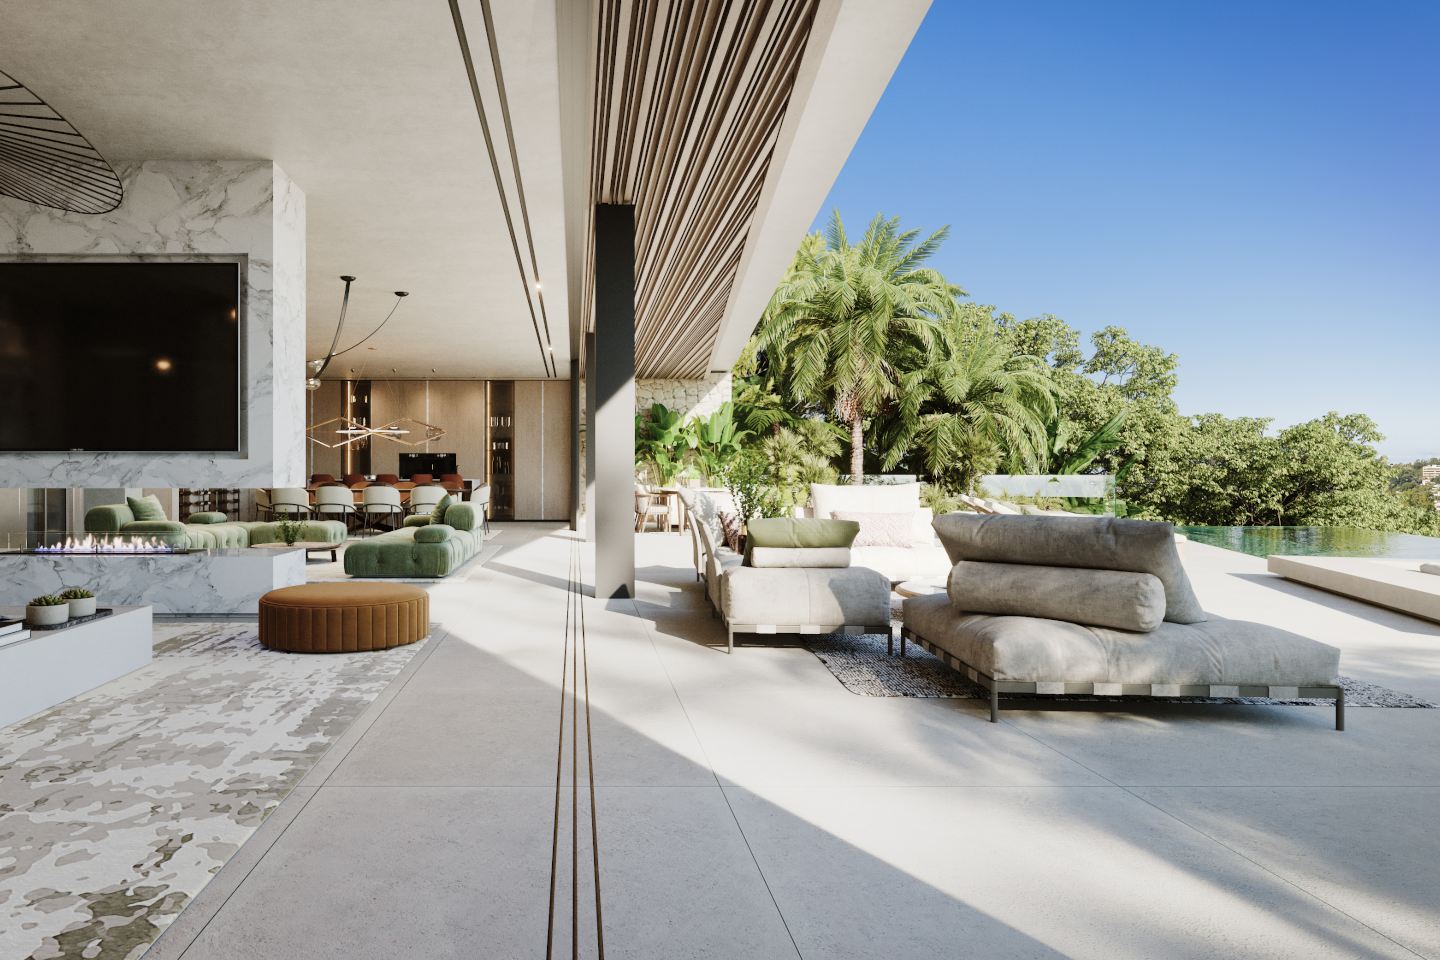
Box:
947, 560, 1166, 633
932, 513, 1207, 624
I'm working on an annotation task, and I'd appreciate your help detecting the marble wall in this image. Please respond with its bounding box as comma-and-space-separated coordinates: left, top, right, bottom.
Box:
0, 160, 306, 487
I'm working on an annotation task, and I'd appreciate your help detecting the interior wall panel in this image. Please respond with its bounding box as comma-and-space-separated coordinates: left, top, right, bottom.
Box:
512, 380, 544, 519
307, 380, 344, 479
542, 379, 572, 520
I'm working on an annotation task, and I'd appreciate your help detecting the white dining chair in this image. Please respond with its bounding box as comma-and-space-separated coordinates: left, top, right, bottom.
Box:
470, 484, 492, 535
361, 485, 403, 534
268, 487, 312, 518
313, 485, 358, 532
407, 484, 447, 516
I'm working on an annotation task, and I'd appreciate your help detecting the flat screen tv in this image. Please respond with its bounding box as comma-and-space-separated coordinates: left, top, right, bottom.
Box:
399, 452, 457, 479
0, 260, 241, 452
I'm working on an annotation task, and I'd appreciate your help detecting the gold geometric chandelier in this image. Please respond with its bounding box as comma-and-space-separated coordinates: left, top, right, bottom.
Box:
306, 415, 445, 449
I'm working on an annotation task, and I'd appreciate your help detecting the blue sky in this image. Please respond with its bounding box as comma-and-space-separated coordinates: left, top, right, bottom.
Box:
815, 0, 1438, 460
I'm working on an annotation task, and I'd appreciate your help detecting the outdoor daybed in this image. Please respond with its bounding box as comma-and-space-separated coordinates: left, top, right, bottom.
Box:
902, 514, 1345, 728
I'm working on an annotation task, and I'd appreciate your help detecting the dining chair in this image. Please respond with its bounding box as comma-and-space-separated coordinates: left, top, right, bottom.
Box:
439, 473, 465, 492
341, 473, 364, 487
409, 473, 435, 486
634, 484, 669, 533
470, 484, 492, 535
310, 473, 336, 485
313, 484, 358, 533
266, 487, 312, 519
407, 484, 447, 516
360, 485, 404, 534
373, 473, 400, 485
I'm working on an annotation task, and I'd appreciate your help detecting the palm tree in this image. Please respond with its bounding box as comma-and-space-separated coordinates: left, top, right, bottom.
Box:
874, 323, 1060, 492
752, 212, 960, 483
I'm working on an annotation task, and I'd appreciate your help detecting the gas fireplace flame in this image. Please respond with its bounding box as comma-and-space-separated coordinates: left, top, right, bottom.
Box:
32, 534, 178, 554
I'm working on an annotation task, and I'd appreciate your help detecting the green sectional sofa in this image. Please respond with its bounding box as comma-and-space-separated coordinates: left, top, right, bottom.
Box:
84, 503, 347, 550
344, 502, 484, 578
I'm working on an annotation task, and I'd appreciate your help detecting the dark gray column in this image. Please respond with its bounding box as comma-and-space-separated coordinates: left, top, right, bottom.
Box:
592, 204, 636, 599
584, 330, 596, 542
569, 357, 581, 531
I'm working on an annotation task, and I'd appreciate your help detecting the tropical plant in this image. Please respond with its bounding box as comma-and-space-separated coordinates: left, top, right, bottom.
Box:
720, 448, 771, 525
873, 326, 1059, 492
634, 403, 688, 485
59, 587, 94, 600
751, 211, 959, 483
685, 401, 749, 484
754, 426, 840, 517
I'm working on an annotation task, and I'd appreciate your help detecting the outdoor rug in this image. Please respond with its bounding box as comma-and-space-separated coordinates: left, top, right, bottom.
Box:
0, 622, 428, 960
805, 630, 1435, 708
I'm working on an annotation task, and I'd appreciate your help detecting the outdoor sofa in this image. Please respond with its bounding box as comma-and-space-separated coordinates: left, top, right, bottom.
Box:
678, 488, 892, 653
800, 482, 950, 582
902, 514, 1345, 728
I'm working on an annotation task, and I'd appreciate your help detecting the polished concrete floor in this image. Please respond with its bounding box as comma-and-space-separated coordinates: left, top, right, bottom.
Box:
148, 524, 1440, 960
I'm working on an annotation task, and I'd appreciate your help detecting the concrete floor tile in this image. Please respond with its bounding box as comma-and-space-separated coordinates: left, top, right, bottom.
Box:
1130, 786, 1440, 957
176, 786, 554, 960
725, 785, 1417, 960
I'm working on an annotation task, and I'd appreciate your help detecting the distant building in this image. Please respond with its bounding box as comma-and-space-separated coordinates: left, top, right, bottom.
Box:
1423, 464, 1440, 485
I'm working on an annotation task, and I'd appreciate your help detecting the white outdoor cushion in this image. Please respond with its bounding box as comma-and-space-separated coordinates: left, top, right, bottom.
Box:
852, 544, 952, 583
831, 510, 915, 548
725, 565, 891, 627
810, 482, 921, 519
749, 547, 852, 568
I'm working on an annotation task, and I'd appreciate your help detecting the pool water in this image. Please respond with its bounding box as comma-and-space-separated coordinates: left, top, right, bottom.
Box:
1179, 525, 1440, 560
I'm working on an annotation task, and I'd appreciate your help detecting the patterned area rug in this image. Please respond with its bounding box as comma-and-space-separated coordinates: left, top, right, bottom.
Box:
805, 631, 1435, 707
0, 623, 426, 960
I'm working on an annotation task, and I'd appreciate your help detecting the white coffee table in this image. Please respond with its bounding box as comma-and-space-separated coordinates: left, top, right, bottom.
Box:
894, 579, 945, 599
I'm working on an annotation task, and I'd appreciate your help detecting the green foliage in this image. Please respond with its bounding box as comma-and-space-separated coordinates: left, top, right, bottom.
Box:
752, 211, 960, 482
720, 448, 771, 525
29, 594, 67, 606
59, 587, 94, 600
685, 402, 749, 484
635, 403, 688, 486
276, 517, 304, 546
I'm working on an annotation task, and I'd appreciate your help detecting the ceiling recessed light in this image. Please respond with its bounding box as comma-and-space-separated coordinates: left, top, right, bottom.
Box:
153, 357, 173, 373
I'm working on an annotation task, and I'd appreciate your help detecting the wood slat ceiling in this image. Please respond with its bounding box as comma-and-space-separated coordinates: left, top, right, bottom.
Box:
585, 0, 818, 379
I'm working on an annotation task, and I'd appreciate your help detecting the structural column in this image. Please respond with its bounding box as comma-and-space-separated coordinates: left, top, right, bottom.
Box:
584, 330, 597, 542
569, 357, 581, 531
591, 204, 636, 598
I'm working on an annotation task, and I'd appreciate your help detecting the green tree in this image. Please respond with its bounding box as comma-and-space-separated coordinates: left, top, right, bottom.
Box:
873, 323, 1059, 491
751, 212, 959, 483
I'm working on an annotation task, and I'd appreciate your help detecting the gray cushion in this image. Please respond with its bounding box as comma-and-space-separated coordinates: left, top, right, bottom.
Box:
1421, 563, 1440, 577
903, 593, 1338, 686
948, 560, 1165, 633
725, 565, 891, 627
932, 513, 1206, 624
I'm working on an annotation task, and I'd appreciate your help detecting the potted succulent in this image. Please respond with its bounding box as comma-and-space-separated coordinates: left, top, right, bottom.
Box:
60, 587, 97, 618
27, 594, 70, 627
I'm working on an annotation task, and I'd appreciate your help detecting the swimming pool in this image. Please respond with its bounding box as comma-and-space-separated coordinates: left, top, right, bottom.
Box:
1179, 525, 1440, 560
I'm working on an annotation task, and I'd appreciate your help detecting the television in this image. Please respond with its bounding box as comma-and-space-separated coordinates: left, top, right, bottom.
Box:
399, 452, 457, 479
0, 260, 242, 452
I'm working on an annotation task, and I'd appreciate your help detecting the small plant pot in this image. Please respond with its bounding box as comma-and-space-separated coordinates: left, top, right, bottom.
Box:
67, 597, 97, 617
27, 604, 70, 627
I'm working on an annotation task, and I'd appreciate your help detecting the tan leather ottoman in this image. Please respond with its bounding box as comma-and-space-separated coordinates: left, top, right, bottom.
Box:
259, 582, 429, 652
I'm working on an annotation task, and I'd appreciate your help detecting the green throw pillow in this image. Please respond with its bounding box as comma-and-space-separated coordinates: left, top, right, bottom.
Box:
429, 494, 453, 525
127, 494, 168, 521
742, 517, 859, 565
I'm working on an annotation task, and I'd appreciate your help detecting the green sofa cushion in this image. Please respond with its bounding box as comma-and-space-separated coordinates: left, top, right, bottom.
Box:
84, 504, 134, 533
414, 523, 453, 543
743, 517, 859, 565
127, 494, 168, 521
443, 502, 477, 532
430, 494, 453, 525
187, 511, 228, 524
403, 514, 433, 528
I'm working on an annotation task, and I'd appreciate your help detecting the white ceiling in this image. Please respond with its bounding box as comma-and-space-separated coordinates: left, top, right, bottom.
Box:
0, 0, 571, 379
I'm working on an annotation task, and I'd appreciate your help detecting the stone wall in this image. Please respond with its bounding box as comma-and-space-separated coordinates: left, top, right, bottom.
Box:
635, 372, 732, 420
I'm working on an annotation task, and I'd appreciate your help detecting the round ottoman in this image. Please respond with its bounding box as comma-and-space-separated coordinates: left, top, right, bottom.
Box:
259, 582, 429, 653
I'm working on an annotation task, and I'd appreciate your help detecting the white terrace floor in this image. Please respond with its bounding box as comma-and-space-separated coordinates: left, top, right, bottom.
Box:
148, 524, 1440, 960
